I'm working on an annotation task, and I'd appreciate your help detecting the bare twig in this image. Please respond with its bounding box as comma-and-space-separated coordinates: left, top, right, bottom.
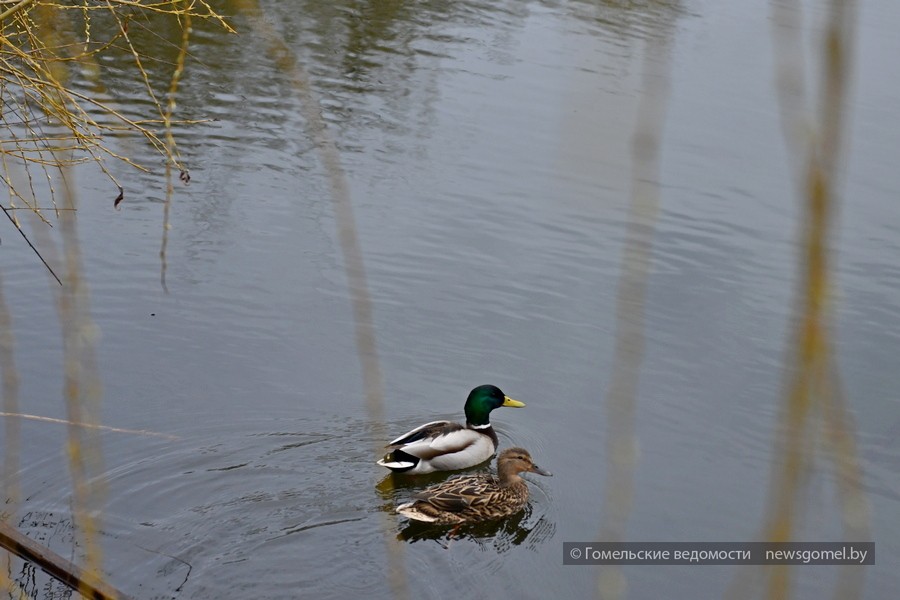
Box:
0, 0, 36, 22
0, 204, 61, 285
0, 411, 178, 440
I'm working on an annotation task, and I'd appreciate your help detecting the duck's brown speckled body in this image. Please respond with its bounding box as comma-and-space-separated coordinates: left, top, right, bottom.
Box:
396, 447, 551, 524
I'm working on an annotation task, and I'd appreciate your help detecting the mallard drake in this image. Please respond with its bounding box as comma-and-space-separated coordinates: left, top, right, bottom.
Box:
376, 384, 525, 474
396, 447, 551, 524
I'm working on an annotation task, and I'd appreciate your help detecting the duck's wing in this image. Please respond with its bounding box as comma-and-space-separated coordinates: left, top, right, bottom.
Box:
414, 491, 471, 512
380, 421, 495, 473
391, 426, 488, 462
385, 420, 461, 448
414, 475, 497, 512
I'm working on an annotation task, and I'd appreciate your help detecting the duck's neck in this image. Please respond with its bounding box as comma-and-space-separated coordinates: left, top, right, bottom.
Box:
464, 408, 491, 428
497, 465, 527, 487
467, 422, 499, 447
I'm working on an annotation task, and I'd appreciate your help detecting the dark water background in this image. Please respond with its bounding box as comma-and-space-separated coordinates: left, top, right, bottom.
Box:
2, 0, 898, 598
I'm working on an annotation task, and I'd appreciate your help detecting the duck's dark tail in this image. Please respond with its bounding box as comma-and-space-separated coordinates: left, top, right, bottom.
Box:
377, 449, 418, 472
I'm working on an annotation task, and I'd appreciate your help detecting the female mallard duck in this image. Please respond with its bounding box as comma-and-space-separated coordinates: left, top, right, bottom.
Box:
396, 447, 551, 524
376, 384, 525, 474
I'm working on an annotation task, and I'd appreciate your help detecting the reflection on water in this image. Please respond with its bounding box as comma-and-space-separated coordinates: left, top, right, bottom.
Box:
396, 504, 556, 552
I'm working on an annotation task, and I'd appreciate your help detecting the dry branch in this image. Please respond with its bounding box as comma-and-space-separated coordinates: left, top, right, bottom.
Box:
0, 520, 131, 600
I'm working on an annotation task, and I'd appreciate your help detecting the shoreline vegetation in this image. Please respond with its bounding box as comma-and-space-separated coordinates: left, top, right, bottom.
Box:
1, 2, 230, 597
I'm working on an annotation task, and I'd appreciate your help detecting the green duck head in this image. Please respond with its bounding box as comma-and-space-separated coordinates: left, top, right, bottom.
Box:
464, 384, 525, 427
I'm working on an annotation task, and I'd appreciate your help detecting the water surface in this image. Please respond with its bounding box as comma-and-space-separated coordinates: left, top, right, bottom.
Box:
2, 0, 898, 598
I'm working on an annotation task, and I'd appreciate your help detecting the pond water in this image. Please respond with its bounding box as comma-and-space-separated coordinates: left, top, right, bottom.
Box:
2, 0, 898, 599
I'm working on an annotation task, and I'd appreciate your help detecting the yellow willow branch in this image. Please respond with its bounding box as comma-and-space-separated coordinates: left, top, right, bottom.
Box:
0, 0, 37, 22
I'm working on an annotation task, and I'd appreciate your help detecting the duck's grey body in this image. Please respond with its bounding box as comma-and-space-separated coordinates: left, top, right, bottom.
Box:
377, 421, 498, 474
